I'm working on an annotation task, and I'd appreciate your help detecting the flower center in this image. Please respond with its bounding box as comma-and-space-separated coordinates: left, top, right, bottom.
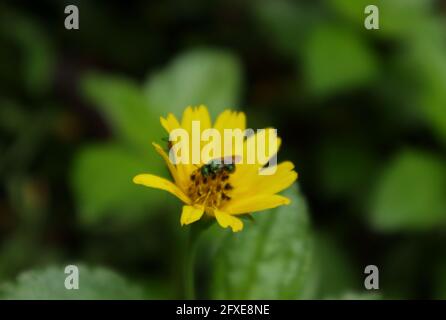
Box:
188, 167, 234, 210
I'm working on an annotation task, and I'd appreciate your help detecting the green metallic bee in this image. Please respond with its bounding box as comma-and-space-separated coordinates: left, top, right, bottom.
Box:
200, 156, 240, 177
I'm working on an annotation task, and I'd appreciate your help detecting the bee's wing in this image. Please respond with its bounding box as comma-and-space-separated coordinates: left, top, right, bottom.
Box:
209, 155, 243, 164
218, 155, 242, 164
232, 155, 242, 164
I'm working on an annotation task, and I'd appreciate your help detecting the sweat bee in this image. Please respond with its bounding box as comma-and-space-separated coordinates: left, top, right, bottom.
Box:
189, 155, 241, 203
199, 155, 241, 177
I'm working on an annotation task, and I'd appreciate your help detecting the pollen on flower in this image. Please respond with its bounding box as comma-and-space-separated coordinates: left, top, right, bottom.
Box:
187, 167, 234, 210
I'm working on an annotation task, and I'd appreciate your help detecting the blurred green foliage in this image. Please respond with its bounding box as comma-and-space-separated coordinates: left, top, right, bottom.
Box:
212, 185, 314, 299
0, 265, 146, 299
144, 49, 242, 118
370, 149, 446, 231
74, 73, 165, 224
303, 24, 378, 95
0, 0, 445, 300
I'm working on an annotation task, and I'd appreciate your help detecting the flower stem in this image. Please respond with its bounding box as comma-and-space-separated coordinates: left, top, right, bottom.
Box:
184, 224, 201, 300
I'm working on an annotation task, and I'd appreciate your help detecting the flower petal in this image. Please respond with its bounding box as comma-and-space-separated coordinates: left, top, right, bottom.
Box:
181, 105, 211, 133
196, 105, 212, 131
246, 128, 281, 166
257, 171, 297, 195
224, 194, 290, 215
233, 128, 282, 179
152, 142, 191, 192
214, 209, 243, 232
180, 205, 205, 226
160, 113, 181, 133
256, 165, 297, 195
231, 161, 298, 198
178, 105, 211, 174
212, 110, 246, 158
152, 142, 180, 181
133, 174, 191, 204
214, 110, 246, 133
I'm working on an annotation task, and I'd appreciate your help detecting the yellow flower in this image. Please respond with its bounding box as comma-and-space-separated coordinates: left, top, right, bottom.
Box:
133, 105, 298, 232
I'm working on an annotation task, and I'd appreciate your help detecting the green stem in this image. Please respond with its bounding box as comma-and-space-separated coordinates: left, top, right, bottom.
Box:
184, 225, 201, 300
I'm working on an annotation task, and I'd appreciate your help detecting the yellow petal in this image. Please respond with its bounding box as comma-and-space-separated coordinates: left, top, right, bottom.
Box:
257, 171, 297, 195
245, 128, 281, 166
224, 194, 290, 215
261, 160, 295, 175
180, 106, 193, 131
257, 165, 297, 195
214, 209, 243, 232
213, 110, 246, 158
180, 205, 205, 226
231, 161, 298, 198
196, 105, 212, 131
234, 128, 282, 179
181, 105, 211, 133
177, 105, 211, 174
133, 174, 191, 204
214, 110, 246, 133
160, 113, 180, 133
152, 142, 188, 190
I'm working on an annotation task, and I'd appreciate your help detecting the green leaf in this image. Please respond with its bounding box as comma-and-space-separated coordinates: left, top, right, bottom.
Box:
412, 43, 446, 146
144, 49, 242, 118
211, 184, 314, 299
71, 144, 167, 225
369, 150, 446, 231
82, 73, 164, 153
0, 265, 145, 300
302, 25, 378, 96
